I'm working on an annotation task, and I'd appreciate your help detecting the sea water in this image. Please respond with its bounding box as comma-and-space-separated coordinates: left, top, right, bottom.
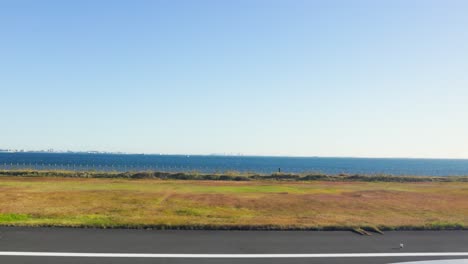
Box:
1, 152, 468, 176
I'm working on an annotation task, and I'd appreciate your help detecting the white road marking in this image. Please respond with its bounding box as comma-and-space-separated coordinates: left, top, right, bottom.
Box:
0, 252, 467, 258
391, 260, 468, 264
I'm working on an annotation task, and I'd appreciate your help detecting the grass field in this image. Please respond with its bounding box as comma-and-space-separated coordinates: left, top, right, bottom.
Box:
0, 176, 467, 230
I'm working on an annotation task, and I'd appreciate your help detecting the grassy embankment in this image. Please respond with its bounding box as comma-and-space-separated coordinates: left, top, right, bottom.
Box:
0, 170, 467, 231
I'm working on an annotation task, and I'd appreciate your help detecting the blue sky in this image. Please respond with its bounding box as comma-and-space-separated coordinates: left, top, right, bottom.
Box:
1, 0, 467, 158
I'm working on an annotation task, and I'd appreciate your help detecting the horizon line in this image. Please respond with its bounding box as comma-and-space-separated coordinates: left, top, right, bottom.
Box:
1, 149, 467, 160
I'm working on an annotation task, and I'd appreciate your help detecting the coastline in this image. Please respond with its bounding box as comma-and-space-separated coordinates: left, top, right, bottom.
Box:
1, 169, 468, 182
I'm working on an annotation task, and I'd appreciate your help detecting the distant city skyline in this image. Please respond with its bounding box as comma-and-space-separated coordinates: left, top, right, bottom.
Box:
2, 1, 468, 159
2, 147, 468, 160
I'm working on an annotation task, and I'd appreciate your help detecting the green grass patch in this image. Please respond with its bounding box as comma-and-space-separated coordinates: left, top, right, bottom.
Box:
0, 213, 31, 222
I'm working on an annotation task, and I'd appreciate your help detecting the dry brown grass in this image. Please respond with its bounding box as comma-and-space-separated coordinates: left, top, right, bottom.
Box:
0, 177, 467, 230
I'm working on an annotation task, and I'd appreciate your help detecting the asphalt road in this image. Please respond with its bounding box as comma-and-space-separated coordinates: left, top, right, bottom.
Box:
0, 227, 467, 264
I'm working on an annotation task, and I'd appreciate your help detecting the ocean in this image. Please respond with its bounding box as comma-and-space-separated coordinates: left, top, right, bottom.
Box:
1, 152, 468, 176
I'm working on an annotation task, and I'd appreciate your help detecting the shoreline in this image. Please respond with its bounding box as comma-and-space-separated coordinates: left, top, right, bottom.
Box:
1, 169, 468, 182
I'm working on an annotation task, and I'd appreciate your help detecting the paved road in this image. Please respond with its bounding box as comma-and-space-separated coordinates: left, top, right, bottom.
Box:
0, 227, 467, 264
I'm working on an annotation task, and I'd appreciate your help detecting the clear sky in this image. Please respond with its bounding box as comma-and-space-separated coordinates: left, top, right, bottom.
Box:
1, 0, 467, 158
